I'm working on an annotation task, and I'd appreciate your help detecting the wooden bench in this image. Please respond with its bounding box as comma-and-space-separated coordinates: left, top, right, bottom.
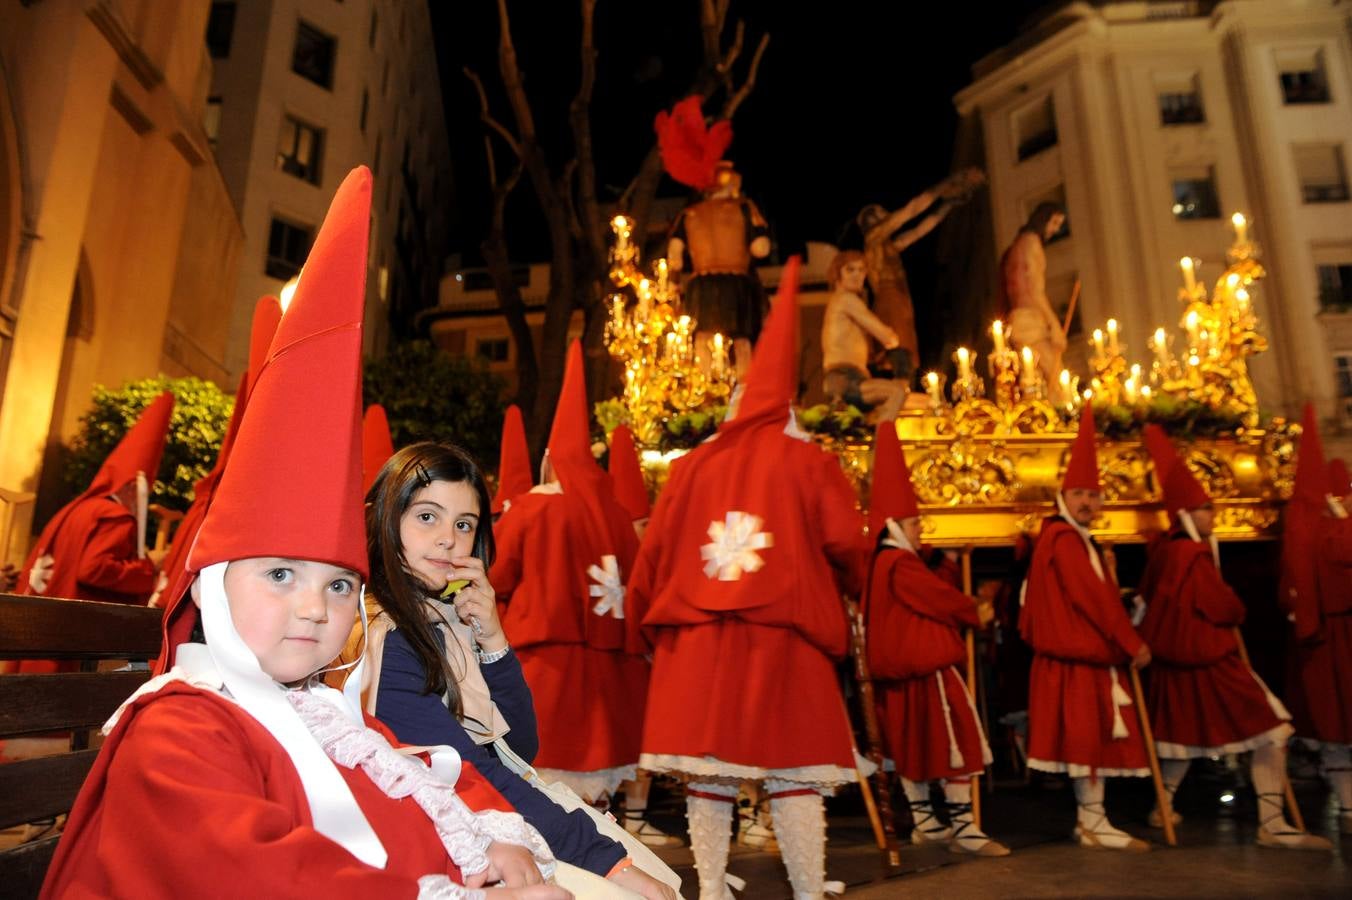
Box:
0, 593, 161, 899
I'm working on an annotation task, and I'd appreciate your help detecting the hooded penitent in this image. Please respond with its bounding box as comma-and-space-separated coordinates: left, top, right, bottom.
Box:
490, 404, 532, 516
868, 421, 919, 542
160, 166, 388, 867
20, 391, 175, 600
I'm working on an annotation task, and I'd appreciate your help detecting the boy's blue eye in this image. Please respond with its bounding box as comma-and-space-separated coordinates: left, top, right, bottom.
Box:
265, 568, 293, 583
329, 579, 355, 596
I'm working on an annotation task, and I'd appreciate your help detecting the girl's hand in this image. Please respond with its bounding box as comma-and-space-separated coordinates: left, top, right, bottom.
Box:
464, 842, 542, 889
448, 556, 506, 652
608, 866, 678, 900
488, 886, 572, 899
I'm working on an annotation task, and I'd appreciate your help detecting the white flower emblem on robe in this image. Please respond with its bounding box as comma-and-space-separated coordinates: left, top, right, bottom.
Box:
588, 554, 625, 619
701, 511, 774, 581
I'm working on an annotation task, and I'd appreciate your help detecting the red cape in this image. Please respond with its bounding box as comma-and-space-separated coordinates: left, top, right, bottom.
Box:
42, 682, 511, 899
864, 548, 977, 679
1138, 534, 1242, 665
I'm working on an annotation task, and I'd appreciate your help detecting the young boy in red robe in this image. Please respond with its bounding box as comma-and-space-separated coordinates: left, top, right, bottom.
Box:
489, 341, 649, 806
628, 258, 869, 900
491, 404, 534, 518
1139, 425, 1328, 849
1281, 404, 1352, 836
863, 422, 1008, 857
40, 168, 563, 900
1020, 409, 1153, 852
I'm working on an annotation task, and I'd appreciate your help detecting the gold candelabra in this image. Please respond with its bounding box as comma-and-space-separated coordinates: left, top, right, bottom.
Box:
602, 216, 735, 448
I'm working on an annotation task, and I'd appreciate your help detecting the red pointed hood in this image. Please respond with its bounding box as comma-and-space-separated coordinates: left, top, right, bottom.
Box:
22, 391, 175, 586
90, 391, 176, 499
248, 296, 283, 397
869, 422, 919, 537
1142, 424, 1176, 491
720, 256, 800, 436
1329, 458, 1350, 499
608, 424, 651, 521
361, 404, 395, 495
491, 404, 533, 515
1142, 423, 1209, 515
1061, 407, 1101, 493
1293, 403, 1329, 508
158, 167, 372, 670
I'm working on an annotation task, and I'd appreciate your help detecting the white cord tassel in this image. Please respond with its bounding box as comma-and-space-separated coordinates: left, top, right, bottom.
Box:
936, 670, 965, 770
1108, 666, 1132, 739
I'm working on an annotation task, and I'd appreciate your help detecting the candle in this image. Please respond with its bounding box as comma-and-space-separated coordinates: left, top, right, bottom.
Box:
1231, 212, 1248, 244
1141, 385, 1153, 400
956, 347, 971, 380
1092, 328, 1105, 360
1124, 375, 1139, 404
1106, 318, 1120, 356
925, 371, 943, 406
1060, 369, 1071, 391
1151, 327, 1169, 369
712, 333, 726, 377
1020, 346, 1036, 381
1184, 310, 1200, 346
1180, 257, 1197, 293
992, 320, 1006, 355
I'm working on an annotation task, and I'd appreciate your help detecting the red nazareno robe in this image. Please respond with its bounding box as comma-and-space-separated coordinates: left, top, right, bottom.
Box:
42, 682, 513, 899
1139, 533, 1289, 756
864, 547, 989, 782
1020, 518, 1149, 777
1285, 516, 1352, 744
5, 496, 157, 677
627, 431, 868, 783
489, 486, 648, 774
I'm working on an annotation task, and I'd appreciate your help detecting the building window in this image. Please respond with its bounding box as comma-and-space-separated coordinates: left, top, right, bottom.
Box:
1170, 167, 1221, 220
1014, 95, 1058, 162
1156, 72, 1204, 125
292, 21, 336, 89
203, 96, 223, 148
266, 217, 313, 280
276, 115, 324, 184
207, 2, 236, 59
1336, 354, 1352, 398
1294, 144, 1350, 204
1276, 47, 1330, 104
476, 338, 510, 363
359, 87, 369, 134
1318, 263, 1352, 310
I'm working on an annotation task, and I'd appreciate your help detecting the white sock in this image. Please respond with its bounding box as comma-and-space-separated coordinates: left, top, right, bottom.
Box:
1321, 743, 1352, 813
902, 777, 946, 839
943, 779, 995, 850
687, 784, 735, 900
1073, 776, 1135, 847
1160, 758, 1189, 798
769, 792, 826, 900
1252, 743, 1296, 833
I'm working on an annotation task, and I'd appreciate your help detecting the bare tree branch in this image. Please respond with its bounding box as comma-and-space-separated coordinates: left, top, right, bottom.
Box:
463, 67, 522, 159
720, 32, 769, 120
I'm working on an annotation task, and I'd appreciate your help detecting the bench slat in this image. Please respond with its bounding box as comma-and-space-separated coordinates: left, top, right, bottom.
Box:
0, 750, 99, 831
0, 672, 149, 738
0, 594, 161, 659
0, 834, 60, 900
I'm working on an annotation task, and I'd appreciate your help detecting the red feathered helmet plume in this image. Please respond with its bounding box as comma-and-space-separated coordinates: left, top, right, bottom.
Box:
654, 95, 733, 192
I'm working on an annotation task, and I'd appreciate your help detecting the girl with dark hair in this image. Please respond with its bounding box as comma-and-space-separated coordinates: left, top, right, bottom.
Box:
355, 442, 677, 899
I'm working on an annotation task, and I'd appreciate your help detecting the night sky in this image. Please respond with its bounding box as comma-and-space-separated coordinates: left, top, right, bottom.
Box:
430, 1, 1050, 308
